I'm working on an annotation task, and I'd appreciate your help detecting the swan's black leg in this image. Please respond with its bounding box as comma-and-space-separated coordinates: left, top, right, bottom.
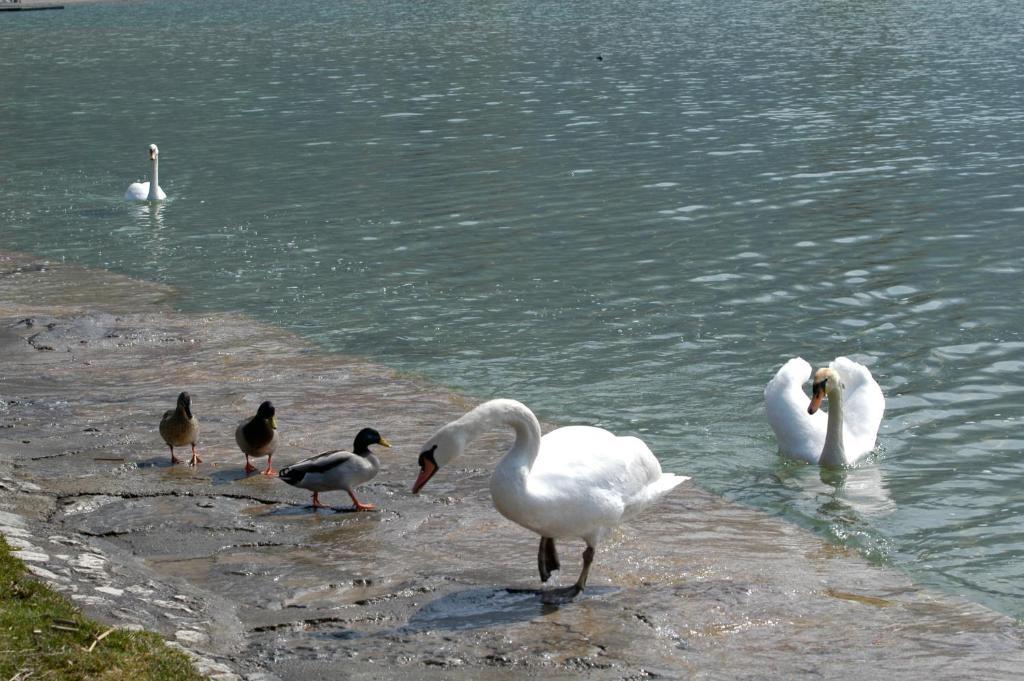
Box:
575, 545, 595, 591
538, 537, 558, 582
541, 544, 595, 604
545, 537, 560, 574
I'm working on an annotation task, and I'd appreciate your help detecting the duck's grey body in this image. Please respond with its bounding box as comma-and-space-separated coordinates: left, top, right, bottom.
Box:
281, 450, 380, 493
279, 428, 390, 510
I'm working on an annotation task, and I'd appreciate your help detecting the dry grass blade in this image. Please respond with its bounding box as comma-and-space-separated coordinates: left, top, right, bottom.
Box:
48, 624, 78, 632
85, 627, 116, 653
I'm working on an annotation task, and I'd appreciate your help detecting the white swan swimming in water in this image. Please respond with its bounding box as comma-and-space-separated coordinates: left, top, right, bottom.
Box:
411, 398, 689, 603
124, 144, 166, 201
765, 356, 884, 466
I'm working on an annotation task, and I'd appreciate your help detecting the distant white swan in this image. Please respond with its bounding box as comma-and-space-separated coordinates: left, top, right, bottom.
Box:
765, 356, 884, 466
411, 398, 689, 602
124, 144, 166, 201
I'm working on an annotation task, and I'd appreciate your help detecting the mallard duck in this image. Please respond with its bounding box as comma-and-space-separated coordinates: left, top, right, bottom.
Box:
279, 428, 391, 511
235, 400, 278, 475
412, 399, 689, 603
159, 391, 200, 466
765, 356, 885, 466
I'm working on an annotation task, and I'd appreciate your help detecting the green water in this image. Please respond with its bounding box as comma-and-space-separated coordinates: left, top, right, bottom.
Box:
3, 0, 1024, 618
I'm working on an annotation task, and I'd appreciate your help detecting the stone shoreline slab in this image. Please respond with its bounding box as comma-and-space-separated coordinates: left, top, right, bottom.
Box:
1, 249, 1022, 679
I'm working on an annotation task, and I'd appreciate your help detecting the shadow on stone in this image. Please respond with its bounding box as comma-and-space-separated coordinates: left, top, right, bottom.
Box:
207, 468, 252, 485
402, 586, 615, 633
263, 503, 370, 516
137, 457, 179, 470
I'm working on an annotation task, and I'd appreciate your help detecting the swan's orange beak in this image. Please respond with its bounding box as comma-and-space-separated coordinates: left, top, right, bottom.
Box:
412, 458, 437, 494
808, 382, 826, 414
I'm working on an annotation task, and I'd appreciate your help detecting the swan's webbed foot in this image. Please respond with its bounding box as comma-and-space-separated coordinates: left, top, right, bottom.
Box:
540, 584, 583, 605
538, 537, 560, 583
540, 545, 595, 604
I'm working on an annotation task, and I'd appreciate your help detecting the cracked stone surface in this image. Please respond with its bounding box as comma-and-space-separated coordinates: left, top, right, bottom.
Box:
1, 249, 1023, 680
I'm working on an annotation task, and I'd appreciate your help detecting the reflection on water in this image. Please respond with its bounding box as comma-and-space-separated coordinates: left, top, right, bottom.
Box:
820, 465, 898, 519
129, 201, 165, 230
771, 459, 896, 565
5, 0, 1024, 618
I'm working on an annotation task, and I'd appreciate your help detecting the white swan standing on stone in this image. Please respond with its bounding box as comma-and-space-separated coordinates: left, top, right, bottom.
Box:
411, 398, 689, 603
765, 356, 884, 466
124, 144, 167, 201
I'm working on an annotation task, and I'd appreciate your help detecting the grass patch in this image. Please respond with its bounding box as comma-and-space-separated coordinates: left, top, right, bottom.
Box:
0, 535, 205, 681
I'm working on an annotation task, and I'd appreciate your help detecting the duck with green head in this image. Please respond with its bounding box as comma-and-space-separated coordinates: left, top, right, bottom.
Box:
279, 427, 391, 511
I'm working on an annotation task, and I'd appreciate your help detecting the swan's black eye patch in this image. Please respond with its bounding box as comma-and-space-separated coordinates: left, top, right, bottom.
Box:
418, 444, 438, 468
812, 379, 827, 393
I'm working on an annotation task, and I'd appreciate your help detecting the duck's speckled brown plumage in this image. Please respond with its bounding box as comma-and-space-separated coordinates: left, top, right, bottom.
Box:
159, 391, 200, 466
236, 400, 278, 475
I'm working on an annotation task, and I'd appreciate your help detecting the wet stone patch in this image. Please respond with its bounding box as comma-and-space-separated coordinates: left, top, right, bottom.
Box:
1, 252, 1023, 680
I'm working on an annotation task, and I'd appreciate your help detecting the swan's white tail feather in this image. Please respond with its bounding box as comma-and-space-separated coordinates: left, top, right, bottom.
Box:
649, 473, 690, 497
624, 473, 689, 518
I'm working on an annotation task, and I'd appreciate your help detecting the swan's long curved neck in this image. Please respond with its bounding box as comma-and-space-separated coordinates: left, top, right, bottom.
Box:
820, 388, 846, 466
458, 400, 542, 488
148, 157, 160, 200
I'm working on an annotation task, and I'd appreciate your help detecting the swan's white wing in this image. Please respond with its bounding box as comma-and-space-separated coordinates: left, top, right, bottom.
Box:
533, 427, 660, 492
764, 357, 827, 463
519, 426, 684, 540
124, 182, 149, 200
831, 356, 884, 456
